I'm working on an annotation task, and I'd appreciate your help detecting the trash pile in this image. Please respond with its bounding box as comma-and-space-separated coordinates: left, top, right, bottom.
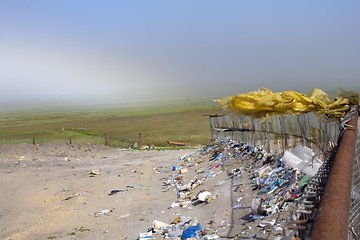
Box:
139, 139, 322, 239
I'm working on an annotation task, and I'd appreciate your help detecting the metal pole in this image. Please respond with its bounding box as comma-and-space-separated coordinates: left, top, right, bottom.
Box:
309, 109, 358, 240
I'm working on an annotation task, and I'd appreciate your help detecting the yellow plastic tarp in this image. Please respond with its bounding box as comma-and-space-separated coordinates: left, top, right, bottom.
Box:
219, 88, 359, 119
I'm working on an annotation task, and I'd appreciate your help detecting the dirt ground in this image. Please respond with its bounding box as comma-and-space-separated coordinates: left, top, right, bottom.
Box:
0, 144, 291, 240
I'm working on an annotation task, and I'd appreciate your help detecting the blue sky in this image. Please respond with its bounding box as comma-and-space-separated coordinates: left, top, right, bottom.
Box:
0, 1, 359, 107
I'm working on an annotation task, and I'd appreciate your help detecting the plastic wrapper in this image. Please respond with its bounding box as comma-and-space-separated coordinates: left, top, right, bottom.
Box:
219, 88, 359, 119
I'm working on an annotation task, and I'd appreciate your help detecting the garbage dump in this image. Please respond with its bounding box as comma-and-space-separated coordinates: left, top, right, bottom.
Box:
138, 138, 322, 239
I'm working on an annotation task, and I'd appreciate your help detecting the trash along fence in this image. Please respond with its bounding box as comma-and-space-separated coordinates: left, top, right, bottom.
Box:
284, 107, 359, 240
209, 108, 360, 239
135, 115, 357, 239
210, 112, 340, 159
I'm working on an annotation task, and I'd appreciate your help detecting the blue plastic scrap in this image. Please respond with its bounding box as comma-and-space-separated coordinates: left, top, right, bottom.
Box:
245, 215, 265, 222
215, 153, 223, 160
181, 223, 202, 239
269, 178, 283, 190
173, 166, 183, 171
232, 202, 242, 209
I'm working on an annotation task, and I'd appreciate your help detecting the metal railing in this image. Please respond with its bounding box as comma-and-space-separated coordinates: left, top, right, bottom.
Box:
309, 107, 358, 239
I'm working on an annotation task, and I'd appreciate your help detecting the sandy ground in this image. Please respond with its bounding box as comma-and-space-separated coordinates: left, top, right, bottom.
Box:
0, 144, 291, 240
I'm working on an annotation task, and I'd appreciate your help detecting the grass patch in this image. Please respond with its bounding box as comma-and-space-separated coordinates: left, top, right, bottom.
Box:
75, 226, 90, 232
0, 99, 224, 147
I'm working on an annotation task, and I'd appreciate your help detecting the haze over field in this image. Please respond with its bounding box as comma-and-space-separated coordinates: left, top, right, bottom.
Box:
0, 1, 359, 109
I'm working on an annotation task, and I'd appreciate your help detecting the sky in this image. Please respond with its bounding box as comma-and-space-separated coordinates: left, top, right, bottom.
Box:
0, 0, 359, 108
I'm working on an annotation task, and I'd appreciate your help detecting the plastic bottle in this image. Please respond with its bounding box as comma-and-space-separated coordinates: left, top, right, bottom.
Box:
168, 230, 182, 237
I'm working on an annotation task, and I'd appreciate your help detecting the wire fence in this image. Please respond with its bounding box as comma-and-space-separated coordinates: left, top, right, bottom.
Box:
284, 140, 338, 239
0, 134, 143, 149
210, 111, 360, 239
210, 112, 340, 160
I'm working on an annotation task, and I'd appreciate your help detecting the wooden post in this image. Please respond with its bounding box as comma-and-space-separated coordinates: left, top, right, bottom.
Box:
323, 122, 329, 154
282, 117, 289, 151
252, 120, 256, 147
105, 133, 108, 146
265, 121, 270, 153
69, 138, 72, 144
139, 133, 143, 148
33, 137, 35, 145
210, 117, 214, 141
239, 118, 244, 143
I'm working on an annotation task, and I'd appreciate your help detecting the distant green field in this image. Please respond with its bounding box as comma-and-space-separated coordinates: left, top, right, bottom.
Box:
0, 98, 224, 148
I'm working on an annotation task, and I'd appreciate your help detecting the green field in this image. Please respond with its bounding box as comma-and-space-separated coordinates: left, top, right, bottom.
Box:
0, 98, 224, 148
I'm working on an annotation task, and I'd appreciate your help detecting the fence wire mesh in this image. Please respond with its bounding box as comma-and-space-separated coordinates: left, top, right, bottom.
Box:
284, 143, 338, 239
210, 111, 360, 239
210, 112, 340, 159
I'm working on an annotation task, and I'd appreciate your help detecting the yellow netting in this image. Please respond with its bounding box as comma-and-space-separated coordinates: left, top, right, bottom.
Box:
218, 88, 359, 119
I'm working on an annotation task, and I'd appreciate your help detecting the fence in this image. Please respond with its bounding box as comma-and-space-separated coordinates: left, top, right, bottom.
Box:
0, 133, 144, 149
210, 112, 340, 160
209, 109, 360, 239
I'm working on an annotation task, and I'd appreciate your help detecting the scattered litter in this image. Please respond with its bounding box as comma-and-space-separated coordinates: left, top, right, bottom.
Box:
281, 145, 322, 176
137, 138, 321, 239
90, 208, 114, 217
258, 219, 276, 227
119, 213, 130, 219
139, 232, 152, 239
181, 223, 201, 239
197, 191, 212, 202
63, 191, 93, 201
153, 220, 170, 230
108, 189, 123, 195
88, 170, 101, 175
232, 202, 242, 209
273, 226, 283, 232
173, 166, 182, 171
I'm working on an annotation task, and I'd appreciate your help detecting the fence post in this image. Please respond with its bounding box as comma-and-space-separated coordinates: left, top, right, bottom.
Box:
239, 118, 244, 143
303, 114, 309, 147
280, 117, 288, 152
105, 133, 108, 146
210, 117, 214, 141
323, 122, 329, 154
139, 133, 143, 148
33, 137, 35, 145
252, 120, 256, 146
309, 108, 358, 239
266, 121, 270, 153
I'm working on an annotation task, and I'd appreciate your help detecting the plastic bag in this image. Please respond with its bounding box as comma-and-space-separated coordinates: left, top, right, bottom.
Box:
218, 88, 359, 119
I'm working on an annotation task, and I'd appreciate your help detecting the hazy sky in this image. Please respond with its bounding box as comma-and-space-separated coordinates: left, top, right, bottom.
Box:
0, 1, 359, 107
